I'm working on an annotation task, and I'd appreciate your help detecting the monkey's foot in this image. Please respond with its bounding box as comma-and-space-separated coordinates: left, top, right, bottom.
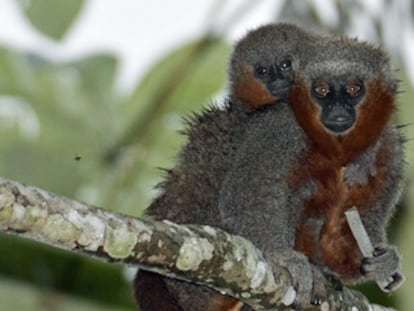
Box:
361, 246, 405, 292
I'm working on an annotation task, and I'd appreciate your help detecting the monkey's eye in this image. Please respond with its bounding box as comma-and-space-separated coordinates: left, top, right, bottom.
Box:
346, 84, 361, 97
280, 59, 292, 71
255, 66, 268, 76
314, 83, 330, 97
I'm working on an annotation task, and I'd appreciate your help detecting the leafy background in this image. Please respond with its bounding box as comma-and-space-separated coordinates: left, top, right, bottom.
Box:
0, 0, 413, 310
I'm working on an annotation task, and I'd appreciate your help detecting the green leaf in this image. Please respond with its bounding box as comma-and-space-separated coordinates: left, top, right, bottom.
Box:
19, 0, 85, 40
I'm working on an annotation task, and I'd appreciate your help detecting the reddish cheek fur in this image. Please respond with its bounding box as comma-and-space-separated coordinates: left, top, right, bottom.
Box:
232, 64, 277, 108
290, 79, 395, 279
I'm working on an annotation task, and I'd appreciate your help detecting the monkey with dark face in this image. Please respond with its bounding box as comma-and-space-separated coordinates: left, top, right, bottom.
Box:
290, 37, 404, 289
134, 23, 321, 311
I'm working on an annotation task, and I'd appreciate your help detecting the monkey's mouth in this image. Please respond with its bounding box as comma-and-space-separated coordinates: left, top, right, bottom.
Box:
268, 83, 292, 100
322, 118, 354, 133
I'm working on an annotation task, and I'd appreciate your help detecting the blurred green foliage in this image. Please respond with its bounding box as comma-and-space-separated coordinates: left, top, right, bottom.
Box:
0, 2, 228, 310
18, 0, 85, 40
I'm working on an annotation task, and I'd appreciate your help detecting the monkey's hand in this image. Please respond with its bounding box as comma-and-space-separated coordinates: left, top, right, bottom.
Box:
267, 250, 327, 309
360, 246, 405, 292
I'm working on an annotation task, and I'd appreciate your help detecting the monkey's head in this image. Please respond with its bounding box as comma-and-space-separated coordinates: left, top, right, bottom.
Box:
290, 37, 398, 160
229, 23, 317, 108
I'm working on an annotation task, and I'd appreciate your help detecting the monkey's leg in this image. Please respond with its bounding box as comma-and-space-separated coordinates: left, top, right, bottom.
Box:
134, 270, 183, 311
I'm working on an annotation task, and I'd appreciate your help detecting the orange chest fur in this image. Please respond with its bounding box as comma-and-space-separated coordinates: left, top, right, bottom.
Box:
293, 149, 386, 279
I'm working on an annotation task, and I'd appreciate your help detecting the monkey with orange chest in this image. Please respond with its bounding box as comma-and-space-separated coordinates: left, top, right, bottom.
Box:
290, 36, 404, 289
134, 23, 405, 310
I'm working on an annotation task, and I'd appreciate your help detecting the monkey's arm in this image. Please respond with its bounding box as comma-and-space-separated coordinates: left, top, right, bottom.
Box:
346, 124, 405, 290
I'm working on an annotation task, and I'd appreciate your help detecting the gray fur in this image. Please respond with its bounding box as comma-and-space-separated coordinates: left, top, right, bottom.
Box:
299, 36, 398, 93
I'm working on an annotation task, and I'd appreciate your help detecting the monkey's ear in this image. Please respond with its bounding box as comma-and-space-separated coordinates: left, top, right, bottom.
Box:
231, 63, 277, 109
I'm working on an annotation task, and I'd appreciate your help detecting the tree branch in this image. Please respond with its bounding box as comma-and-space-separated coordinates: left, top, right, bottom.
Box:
0, 177, 395, 310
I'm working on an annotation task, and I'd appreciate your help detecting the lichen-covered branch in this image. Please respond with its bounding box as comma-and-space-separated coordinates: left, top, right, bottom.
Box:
0, 177, 395, 310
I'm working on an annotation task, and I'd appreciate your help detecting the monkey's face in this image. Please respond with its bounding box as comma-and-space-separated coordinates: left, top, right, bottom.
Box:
253, 56, 294, 100
290, 38, 397, 160
230, 50, 297, 108
229, 23, 316, 108
311, 76, 365, 134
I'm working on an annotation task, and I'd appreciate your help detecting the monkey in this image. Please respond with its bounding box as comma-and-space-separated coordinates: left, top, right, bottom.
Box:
218, 35, 405, 309
289, 36, 404, 289
134, 23, 323, 311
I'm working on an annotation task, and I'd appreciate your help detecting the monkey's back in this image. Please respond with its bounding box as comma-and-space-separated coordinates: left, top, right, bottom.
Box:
145, 100, 248, 227
218, 102, 310, 252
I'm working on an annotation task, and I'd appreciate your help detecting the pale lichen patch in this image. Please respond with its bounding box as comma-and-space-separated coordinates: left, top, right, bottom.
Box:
223, 260, 234, 271
11, 203, 25, 223
202, 225, 217, 237
281, 286, 296, 306
250, 261, 266, 288
16, 205, 47, 229
147, 254, 168, 264
104, 225, 137, 259
41, 214, 81, 246
241, 292, 251, 298
320, 301, 330, 311
66, 210, 82, 228
176, 237, 214, 271
77, 215, 105, 251
0, 205, 12, 222
26, 205, 47, 224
